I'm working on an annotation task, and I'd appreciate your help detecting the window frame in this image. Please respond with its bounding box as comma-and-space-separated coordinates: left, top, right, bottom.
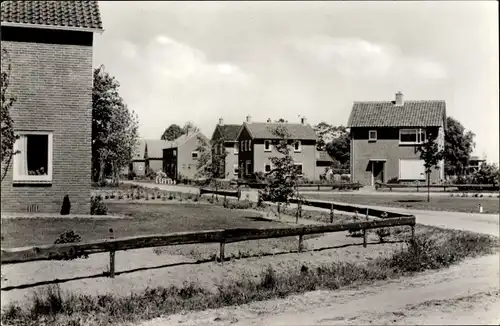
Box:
12, 131, 53, 184
399, 128, 426, 145
233, 163, 239, 175
245, 160, 251, 175
293, 163, 303, 176
368, 130, 377, 142
264, 140, 272, 152
294, 140, 302, 152
191, 151, 199, 159
264, 162, 272, 173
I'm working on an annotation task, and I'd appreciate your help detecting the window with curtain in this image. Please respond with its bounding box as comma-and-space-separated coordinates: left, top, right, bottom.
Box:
13, 132, 53, 183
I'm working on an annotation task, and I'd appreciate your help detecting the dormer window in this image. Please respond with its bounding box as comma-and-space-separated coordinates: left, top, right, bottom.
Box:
368, 130, 377, 142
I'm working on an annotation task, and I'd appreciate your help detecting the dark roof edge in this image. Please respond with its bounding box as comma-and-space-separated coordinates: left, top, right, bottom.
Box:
0, 21, 104, 33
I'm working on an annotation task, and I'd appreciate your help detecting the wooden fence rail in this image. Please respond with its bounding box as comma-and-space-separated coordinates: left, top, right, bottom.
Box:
199, 188, 241, 200
289, 198, 413, 219
375, 182, 499, 192
1, 216, 415, 276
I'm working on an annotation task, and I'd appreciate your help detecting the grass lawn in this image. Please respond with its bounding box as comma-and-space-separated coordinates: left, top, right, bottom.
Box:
1, 203, 286, 249
303, 193, 500, 214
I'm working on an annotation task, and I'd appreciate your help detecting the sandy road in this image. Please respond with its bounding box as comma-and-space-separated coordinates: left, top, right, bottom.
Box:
138, 254, 500, 326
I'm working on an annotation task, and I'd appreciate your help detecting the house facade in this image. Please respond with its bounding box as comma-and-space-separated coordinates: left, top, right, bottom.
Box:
347, 92, 446, 186
236, 116, 318, 180
163, 131, 208, 180
211, 118, 241, 180
0, 1, 103, 214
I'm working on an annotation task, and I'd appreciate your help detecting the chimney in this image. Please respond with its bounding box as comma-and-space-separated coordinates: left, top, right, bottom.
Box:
218, 117, 224, 126
301, 117, 308, 125
267, 118, 272, 123
395, 91, 404, 106
246, 115, 252, 123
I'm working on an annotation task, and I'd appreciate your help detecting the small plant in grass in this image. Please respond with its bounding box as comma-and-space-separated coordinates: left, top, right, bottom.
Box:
375, 228, 391, 243
168, 195, 173, 200
54, 231, 89, 260
91, 196, 108, 215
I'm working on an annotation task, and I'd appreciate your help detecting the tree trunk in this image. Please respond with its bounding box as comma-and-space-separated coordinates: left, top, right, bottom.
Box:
427, 172, 430, 202
98, 158, 106, 185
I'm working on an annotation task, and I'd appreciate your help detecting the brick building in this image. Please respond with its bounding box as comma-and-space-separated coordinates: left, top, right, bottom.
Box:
347, 92, 446, 186
210, 118, 241, 180
1, 1, 103, 214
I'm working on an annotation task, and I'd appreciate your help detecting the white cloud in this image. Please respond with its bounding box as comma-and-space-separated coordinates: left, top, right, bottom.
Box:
288, 35, 447, 80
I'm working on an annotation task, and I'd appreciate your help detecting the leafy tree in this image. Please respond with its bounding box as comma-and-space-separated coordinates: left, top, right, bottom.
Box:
195, 135, 227, 201
314, 122, 350, 170
182, 121, 200, 134
92, 65, 139, 185
444, 117, 475, 177
161, 124, 184, 141
416, 131, 444, 202
1, 49, 18, 182
473, 162, 500, 185
261, 125, 303, 220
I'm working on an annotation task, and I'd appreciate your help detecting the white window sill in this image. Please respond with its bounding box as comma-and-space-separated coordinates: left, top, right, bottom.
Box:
399, 142, 423, 146
13, 179, 52, 185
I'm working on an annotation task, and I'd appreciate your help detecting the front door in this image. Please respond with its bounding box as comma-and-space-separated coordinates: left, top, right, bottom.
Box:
372, 161, 385, 185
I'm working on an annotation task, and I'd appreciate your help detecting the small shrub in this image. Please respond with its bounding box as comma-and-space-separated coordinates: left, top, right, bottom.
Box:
91, 197, 108, 215
54, 231, 89, 260
60, 195, 71, 215
168, 195, 174, 200
127, 170, 136, 180
375, 228, 391, 243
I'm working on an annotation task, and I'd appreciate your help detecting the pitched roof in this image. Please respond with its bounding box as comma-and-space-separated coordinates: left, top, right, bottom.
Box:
316, 151, 333, 162
1, 1, 103, 32
243, 122, 318, 140
166, 131, 208, 148
347, 101, 446, 128
214, 124, 241, 141
146, 140, 173, 159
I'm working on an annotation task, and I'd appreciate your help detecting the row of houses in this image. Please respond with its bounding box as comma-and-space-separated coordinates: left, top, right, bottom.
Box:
130, 91, 447, 187
0, 1, 448, 215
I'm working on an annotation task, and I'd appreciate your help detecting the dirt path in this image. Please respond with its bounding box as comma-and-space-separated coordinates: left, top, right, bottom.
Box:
137, 254, 500, 326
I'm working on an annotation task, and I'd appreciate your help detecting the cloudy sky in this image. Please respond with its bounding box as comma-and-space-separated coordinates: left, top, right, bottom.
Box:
93, 1, 499, 163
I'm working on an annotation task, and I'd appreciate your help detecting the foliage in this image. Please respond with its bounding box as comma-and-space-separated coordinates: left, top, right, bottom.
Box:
54, 231, 88, 260
313, 122, 350, 169
90, 196, 108, 215
127, 170, 136, 180
444, 117, 475, 177
182, 121, 200, 134
416, 131, 444, 201
1, 49, 18, 182
60, 195, 71, 215
195, 134, 227, 188
92, 65, 139, 185
161, 124, 184, 141
473, 162, 500, 185
261, 125, 303, 212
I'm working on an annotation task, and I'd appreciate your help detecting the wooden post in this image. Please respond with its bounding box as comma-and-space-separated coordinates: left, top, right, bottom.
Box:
330, 204, 334, 223
298, 234, 304, 252
366, 208, 369, 220
317, 185, 320, 191
219, 241, 225, 264
295, 201, 299, 224
109, 228, 115, 278
362, 228, 367, 248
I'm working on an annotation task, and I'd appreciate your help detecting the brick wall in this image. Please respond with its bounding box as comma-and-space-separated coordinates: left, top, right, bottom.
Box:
1, 27, 94, 214
351, 127, 442, 186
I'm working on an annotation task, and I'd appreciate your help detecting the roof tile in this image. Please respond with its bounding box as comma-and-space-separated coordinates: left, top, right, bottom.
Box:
1, 1, 103, 31
245, 122, 318, 140
347, 101, 446, 128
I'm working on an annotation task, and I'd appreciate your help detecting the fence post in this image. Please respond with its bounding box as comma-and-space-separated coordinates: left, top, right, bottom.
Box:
366, 208, 369, 220
317, 185, 320, 191
219, 241, 225, 264
298, 234, 304, 252
362, 228, 367, 248
330, 205, 334, 224
109, 228, 115, 278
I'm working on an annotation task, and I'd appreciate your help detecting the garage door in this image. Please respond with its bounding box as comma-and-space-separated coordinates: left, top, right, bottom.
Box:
399, 159, 426, 180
